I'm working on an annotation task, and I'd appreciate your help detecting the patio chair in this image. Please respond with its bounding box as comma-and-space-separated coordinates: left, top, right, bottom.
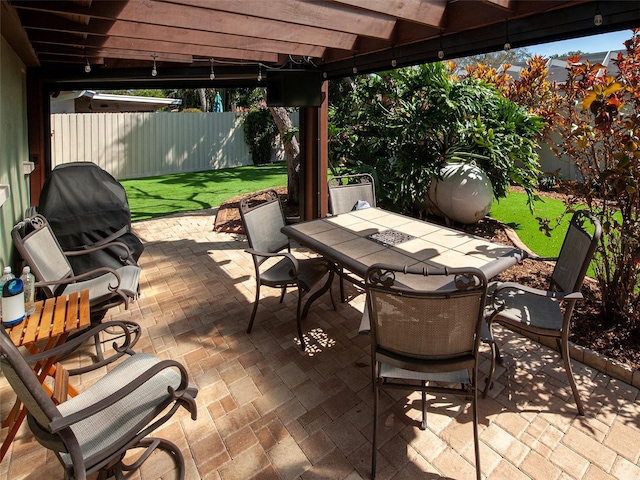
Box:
239, 189, 335, 350
328, 173, 376, 301
483, 210, 601, 416
366, 263, 487, 480
12, 214, 141, 358
12, 214, 140, 315
328, 173, 376, 215
0, 321, 197, 480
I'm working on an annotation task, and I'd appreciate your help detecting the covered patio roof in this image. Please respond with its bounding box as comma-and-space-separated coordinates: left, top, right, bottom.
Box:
3, 1, 639, 89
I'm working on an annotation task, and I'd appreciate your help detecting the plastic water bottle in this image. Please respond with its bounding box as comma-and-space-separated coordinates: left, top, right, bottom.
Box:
0, 266, 15, 317
2, 277, 25, 326
20, 266, 35, 316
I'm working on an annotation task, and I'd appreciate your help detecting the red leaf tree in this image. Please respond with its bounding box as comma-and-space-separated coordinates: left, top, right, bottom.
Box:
553, 31, 640, 325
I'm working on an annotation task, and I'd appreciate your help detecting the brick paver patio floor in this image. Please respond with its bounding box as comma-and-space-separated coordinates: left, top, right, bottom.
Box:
2, 208, 639, 479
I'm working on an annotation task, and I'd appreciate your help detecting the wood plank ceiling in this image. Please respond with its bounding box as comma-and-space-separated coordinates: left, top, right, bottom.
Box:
3, 0, 639, 89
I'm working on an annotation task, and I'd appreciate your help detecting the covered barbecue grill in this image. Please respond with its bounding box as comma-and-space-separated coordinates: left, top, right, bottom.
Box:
37, 162, 144, 274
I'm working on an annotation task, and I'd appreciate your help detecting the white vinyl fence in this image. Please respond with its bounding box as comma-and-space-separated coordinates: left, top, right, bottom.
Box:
51, 112, 297, 180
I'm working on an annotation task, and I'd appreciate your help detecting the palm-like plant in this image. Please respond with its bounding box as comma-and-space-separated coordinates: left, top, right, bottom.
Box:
328, 62, 544, 212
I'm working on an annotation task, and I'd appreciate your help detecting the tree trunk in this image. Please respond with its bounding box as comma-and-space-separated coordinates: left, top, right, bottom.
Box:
198, 88, 209, 112
269, 107, 300, 205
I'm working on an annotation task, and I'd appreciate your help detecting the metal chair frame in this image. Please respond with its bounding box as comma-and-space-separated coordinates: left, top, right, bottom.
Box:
239, 189, 335, 350
366, 263, 488, 480
0, 322, 197, 480
483, 210, 602, 416
327, 174, 376, 302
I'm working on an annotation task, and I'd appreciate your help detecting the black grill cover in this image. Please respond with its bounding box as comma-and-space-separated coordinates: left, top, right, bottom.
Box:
37, 162, 144, 274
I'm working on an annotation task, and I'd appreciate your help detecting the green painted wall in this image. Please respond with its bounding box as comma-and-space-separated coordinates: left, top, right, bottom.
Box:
1, 36, 31, 271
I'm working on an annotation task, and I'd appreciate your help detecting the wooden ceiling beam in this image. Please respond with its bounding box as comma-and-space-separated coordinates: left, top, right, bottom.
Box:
158, 0, 396, 39
1, 0, 39, 66
31, 34, 280, 63
13, 0, 357, 51
106, 21, 327, 59
329, 0, 447, 28
35, 44, 194, 64
19, 11, 326, 59
482, 0, 514, 11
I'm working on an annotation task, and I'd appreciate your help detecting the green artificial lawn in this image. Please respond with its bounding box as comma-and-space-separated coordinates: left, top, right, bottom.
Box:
123, 163, 573, 261
489, 191, 571, 257
122, 163, 288, 222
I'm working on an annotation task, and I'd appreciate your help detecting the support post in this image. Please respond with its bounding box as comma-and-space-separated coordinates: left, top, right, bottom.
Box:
300, 80, 329, 220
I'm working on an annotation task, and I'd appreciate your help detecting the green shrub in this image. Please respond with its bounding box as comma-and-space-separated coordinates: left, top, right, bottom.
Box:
328, 63, 544, 213
243, 108, 278, 165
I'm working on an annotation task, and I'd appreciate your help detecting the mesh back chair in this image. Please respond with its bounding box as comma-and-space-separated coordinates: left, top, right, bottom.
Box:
12, 215, 140, 314
328, 173, 376, 215
366, 264, 487, 480
483, 210, 601, 416
12, 214, 141, 359
239, 190, 335, 350
0, 322, 198, 480
328, 174, 376, 301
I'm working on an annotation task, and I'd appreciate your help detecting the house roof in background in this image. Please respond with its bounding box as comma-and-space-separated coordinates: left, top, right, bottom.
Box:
2, 1, 638, 90
498, 49, 625, 84
50, 90, 182, 113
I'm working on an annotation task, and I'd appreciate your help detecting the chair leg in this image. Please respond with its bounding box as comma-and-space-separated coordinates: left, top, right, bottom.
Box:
483, 341, 497, 398
339, 272, 346, 303
279, 287, 287, 303
560, 336, 585, 416
472, 370, 482, 480
114, 437, 186, 480
329, 278, 336, 311
247, 284, 261, 334
371, 377, 379, 479
420, 384, 427, 430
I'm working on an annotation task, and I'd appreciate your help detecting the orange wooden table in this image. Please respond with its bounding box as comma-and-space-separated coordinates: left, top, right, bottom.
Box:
1, 289, 90, 460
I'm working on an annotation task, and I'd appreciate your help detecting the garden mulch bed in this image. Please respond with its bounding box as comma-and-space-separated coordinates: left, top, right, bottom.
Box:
214, 186, 640, 372
213, 187, 290, 234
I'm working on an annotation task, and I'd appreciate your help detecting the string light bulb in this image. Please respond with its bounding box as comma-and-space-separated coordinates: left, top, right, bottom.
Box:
391, 44, 397, 68
438, 31, 445, 60
151, 53, 158, 77
209, 58, 215, 80
594, 4, 603, 26
84, 57, 91, 73
257, 65, 262, 82
352, 52, 358, 75
504, 20, 511, 51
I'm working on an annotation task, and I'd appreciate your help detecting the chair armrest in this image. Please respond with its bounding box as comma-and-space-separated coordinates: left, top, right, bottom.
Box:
35, 267, 122, 289
245, 248, 300, 276
491, 282, 583, 301
48, 359, 196, 433
64, 240, 133, 264
22, 321, 136, 366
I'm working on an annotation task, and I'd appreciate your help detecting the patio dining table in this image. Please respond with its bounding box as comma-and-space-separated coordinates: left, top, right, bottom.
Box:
281, 207, 526, 331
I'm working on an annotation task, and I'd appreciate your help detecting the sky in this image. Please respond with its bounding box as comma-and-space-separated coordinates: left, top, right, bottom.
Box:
528, 30, 633, 57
